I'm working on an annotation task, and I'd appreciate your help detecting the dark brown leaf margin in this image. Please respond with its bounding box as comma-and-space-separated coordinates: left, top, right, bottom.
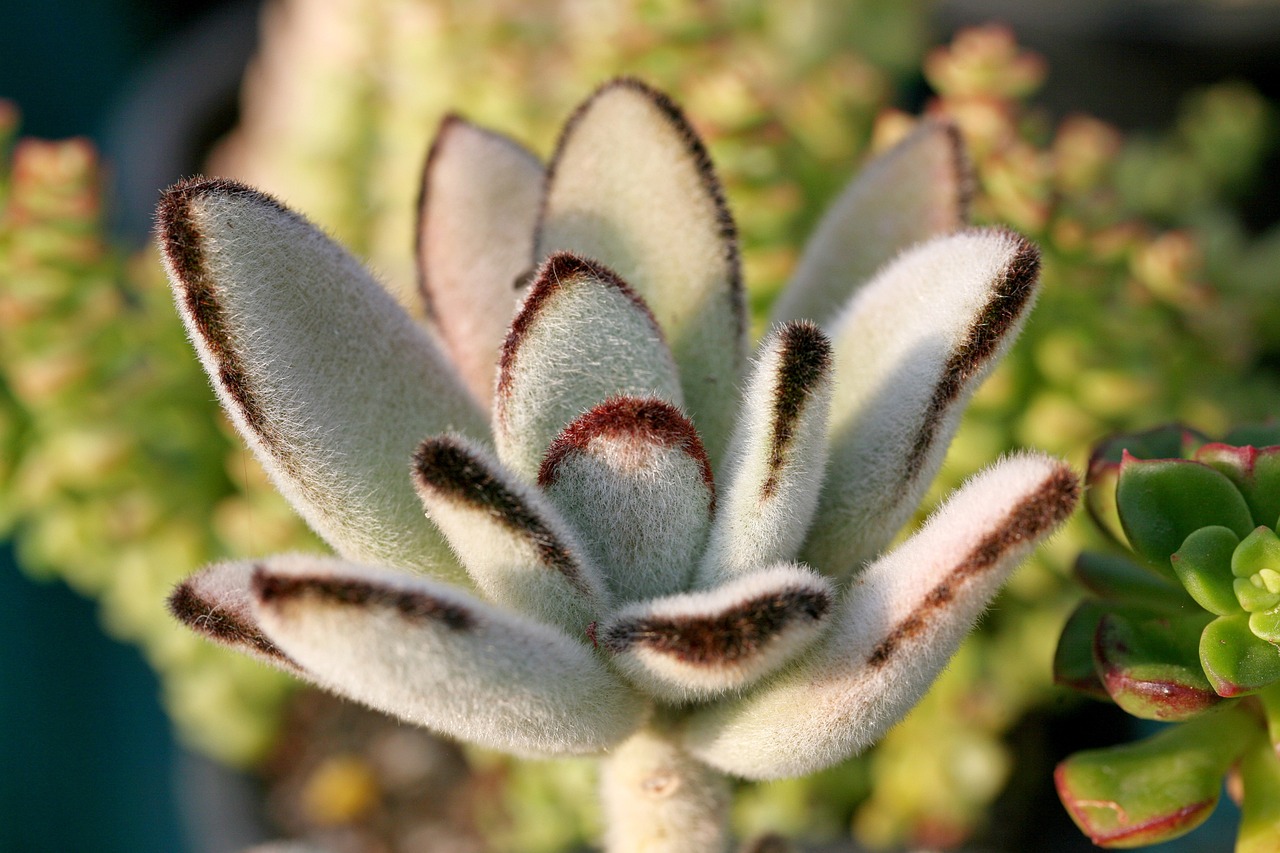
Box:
538, 396, 716, 512
761, 321, 832, 500
168, 572, 301, 672
601, 584, 831, 665
867, 460, 1079, 667
412, 435, 590, 596
252, 567, 475, 632
534, 77, 746, 343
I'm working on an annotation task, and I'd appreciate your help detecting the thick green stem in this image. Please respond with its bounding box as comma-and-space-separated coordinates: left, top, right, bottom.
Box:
600, 727, 731, 853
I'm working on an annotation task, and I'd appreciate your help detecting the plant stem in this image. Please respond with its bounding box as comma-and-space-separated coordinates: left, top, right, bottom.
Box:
600, 726, 731, 853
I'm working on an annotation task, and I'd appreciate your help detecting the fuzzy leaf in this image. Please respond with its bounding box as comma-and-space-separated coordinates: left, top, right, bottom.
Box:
157, 179, 485, 581
1171, 526, 1242, 616
802, 229, 1041, 578
769, 119, 971, 327
600, 563, 833, 701
416, 115, 544, 405
1116, 455, 1254, 573
1201, 613, 1280, 697
494, 252, 683, 481
700, 322, 833, 582
249, 555, 642, 756
412, 434, 606, 633
536, 78, 747, 468
1056, 705, 1256, 848
539, 397, 714, 604
1093, 610, 1220, 721
1074, 551, 1189, 610
167, 562, 303, 674
684, 452, 1078, 779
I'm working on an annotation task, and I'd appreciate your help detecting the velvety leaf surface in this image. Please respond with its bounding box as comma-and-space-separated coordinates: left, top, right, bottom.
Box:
768, 119, 971, 327
537, 78, 746, 467
1056, 706, 1256, 848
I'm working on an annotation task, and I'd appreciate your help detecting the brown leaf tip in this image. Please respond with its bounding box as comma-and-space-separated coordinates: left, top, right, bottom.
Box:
763, 321, 832, 499
412, 436, 587, 593
252, 567, 475, 631
537, 396, 716, 505
905, 230, 1041, 476
868, 461, 1079, 667
497, 251, 662, 402
938, 119, 976, 224
601, 585, 831, 665
167, 577, 294, 665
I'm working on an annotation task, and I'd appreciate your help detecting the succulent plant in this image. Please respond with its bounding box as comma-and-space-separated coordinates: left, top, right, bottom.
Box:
1055, 423, 1280, 850
160, 77, 1077, 851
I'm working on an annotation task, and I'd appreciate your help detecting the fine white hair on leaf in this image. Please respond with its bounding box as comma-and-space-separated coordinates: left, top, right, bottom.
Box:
536, 78, 748, 470
682, 452, 1079, 779
699, 321, 833, 584
769, 118, 972, 328
803, 228, 1041, 580
412, 432, 608, 634
538, 397, 714, 605
601, 563, 834, 702
167, 561, 304, 675
157, 179, 486, 584
249, 554, 645, 757
416, 115, 544, 407
494, 251, 684, 482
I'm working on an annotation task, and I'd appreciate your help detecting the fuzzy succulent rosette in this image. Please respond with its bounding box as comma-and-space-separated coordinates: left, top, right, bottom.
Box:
159, 79, 1077, 851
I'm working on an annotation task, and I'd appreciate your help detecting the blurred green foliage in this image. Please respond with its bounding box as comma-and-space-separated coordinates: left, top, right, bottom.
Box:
5, 3, 1280, 851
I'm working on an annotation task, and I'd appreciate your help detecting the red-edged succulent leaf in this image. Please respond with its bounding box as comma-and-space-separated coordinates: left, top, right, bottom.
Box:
1086, 425, 1208, 546
1093, 610, 1220, 721
1201, 613, 1280, 697
1171, 525, 1242, 616
1116, 454, 1254, 573
1073, 551, 1189, 610
1054, 600, 1111, 698
1056, 705, 1258, 848
1238, 737, 1280, 853
1196, 443, 1280, 530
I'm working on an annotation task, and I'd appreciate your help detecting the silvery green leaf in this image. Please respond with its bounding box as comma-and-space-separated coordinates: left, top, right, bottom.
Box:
412, 433, 607, 633
249, 554, 643, 756
539, 397, 714, 604
536, 78, 747, 468
600, 562, 832, 701
683, 453, 1078, 779
494, 252, 683, 481
700, 322, 833, 583
416, 115, 544, 405
803, 228, 1041, 578
770, 119, 972, 327
158, 179, 485, 582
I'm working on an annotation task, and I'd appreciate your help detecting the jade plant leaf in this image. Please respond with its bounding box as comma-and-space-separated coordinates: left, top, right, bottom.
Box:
1237, 739, 1280, 853
1116, 455, 1254, 573
1200, 613, 1280, 697
1073, 551, 1189, 610
1086, 425, 1208, 547
1053, 600, 1111, 698
1093, 610, 1220, 721
1196, 443, 1280, 530
1056, 705, 1258, 848
1170, 525, 1242, 616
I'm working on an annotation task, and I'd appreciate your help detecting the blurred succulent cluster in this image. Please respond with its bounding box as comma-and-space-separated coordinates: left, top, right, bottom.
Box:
1055, 424, 1280, 850
0, 104, 315, 764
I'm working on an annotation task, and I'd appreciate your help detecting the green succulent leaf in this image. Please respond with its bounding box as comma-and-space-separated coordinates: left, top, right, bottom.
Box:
1237, 738, 1280, 853
1223, 423, 1280, 448
1056, 705, 1257, 848
1086, 425, 1209, 547
1094, 610, 1220, 721
1171, 525, 1242, 616
1053, 600, 1111, 698
1116, 455, 1254, 574
1200, 613, 1280, 697
1249, 610, 1280, 645
1074, 551, 1190, 610
1258, 682, 1280, 754
1196, 443, 1280, 530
